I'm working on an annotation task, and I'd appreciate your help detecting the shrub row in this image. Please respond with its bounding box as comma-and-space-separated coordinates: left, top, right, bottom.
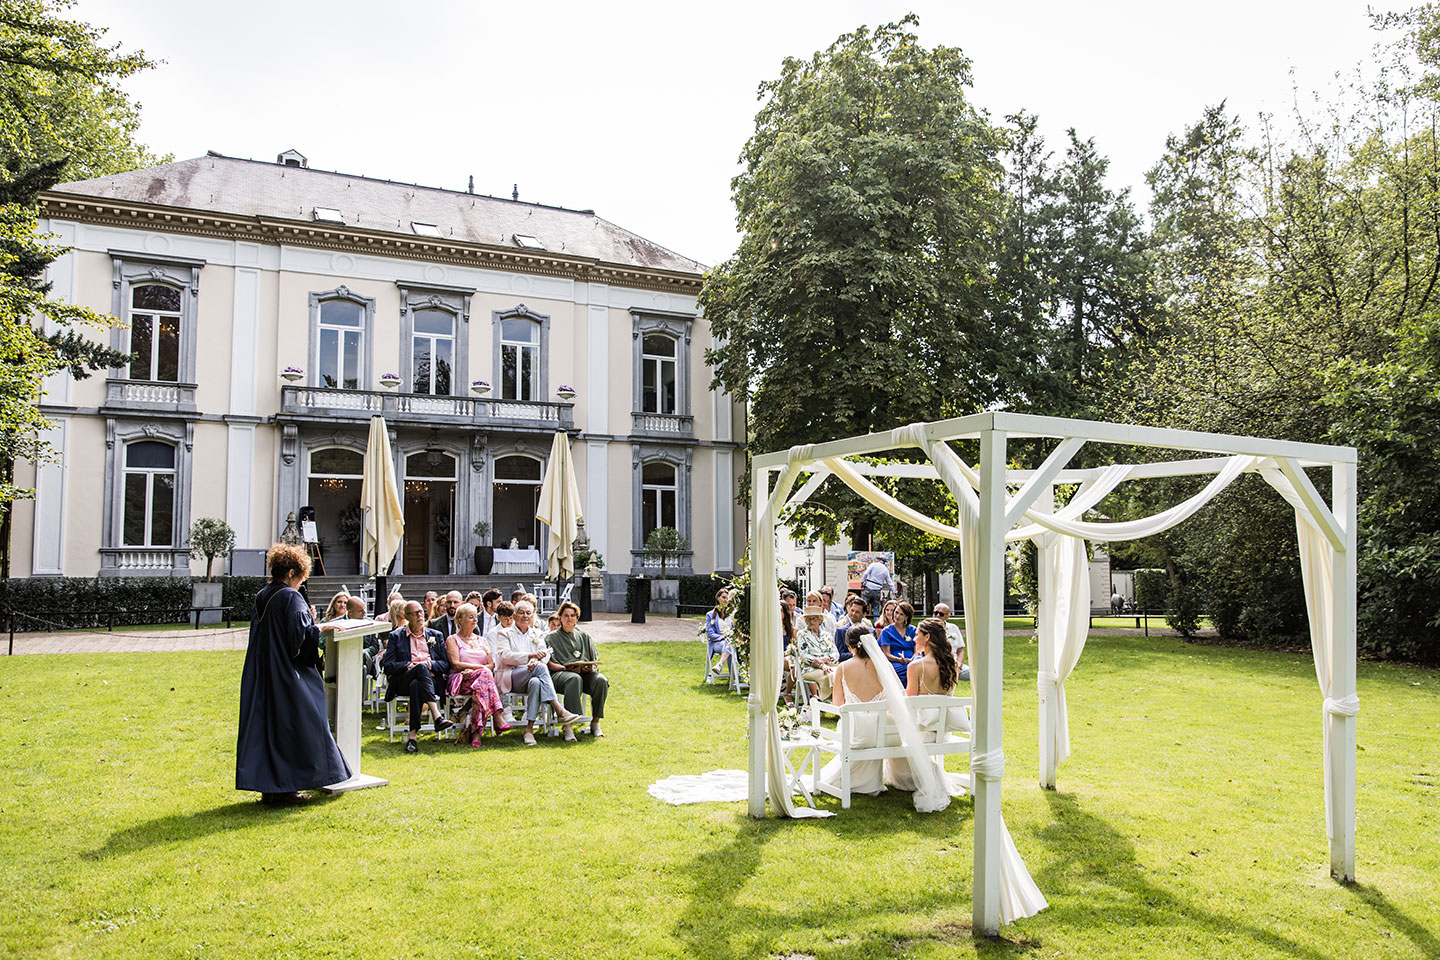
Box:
0, 576, 272, 630
622, 574, 801, 613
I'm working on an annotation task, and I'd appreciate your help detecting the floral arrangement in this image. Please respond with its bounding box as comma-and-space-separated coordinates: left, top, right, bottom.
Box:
380, 372, 400, 381
337, 502, 363, 545
776, 705, 799, 739
557, 384, 575, 393
282, 365, 303, 374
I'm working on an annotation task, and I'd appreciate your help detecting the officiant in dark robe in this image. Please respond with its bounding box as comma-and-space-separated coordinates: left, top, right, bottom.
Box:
236, 542, 350, 805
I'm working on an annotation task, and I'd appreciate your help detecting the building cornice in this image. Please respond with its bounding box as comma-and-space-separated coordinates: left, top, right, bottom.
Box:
38, 192, 705, 293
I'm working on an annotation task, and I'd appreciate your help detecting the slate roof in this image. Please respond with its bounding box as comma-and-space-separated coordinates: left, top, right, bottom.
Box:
49, 152, 706, 275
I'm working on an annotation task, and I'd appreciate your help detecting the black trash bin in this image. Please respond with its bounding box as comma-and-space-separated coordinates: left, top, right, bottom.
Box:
578, 576, 593, 622
631, 576, 649, 624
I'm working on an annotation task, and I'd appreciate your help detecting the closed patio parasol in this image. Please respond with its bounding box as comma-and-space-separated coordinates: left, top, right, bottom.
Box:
361, 415, 404, 608
535, 431, 583, 582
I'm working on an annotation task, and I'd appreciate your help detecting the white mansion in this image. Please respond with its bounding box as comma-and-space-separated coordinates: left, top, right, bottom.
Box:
13, 150, 743, 607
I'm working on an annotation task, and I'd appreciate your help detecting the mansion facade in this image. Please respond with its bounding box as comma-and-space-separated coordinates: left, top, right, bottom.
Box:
12, 151, 744, 608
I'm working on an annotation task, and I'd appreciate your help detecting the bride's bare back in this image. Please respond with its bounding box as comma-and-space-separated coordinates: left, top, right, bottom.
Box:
835, 656, 884, 703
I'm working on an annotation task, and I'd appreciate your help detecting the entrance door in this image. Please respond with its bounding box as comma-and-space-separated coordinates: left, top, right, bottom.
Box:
404, 485, 430, 574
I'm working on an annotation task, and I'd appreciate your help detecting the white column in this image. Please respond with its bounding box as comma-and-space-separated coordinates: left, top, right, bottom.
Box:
587, 288, 609, 434
226, 425, 255, 551
31, 418, 68, 575
586, 440, 609, 565
1329, 461, 1358, 881
973, 427, 1007, 935
1035, 488, 1058, 788
747, 465, 769, 819
713, 384, 733, 443
714, 449, 734, 570
229, 248, 261, 415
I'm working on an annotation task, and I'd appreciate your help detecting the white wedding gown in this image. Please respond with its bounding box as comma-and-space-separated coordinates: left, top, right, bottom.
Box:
817, 673, 896, 796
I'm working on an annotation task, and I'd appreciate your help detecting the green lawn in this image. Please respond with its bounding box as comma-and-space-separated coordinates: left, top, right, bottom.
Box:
1, 636, 1436, 959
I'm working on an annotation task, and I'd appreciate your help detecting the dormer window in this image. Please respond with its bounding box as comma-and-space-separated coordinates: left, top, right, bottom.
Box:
512, 234, 544, 250
411, 222, 441, 238
277, 148, 308, 168
312, 207, 343, 224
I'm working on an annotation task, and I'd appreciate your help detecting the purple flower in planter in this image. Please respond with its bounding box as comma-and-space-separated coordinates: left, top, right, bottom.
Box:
283, 366, 304, 374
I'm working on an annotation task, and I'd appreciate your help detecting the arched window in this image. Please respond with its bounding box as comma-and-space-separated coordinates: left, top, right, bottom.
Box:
642, 334, 677, 414
641, 460, 677, 539
122, 440, 176, 546
493, 454, 544, 549
128, 283, 182, 382
317, 299, 364, 389
500, 317, 539, 401
411, 308, 455, 395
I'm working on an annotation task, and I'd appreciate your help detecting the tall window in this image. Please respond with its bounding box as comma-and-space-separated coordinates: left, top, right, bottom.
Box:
317, 299, 363, 389
500, 317, 539, 400
128, 284, 181, 382
641, 461, 677, 539
122, 440, 175, 547
642, 334, 678, 414
412, 308, 454, 395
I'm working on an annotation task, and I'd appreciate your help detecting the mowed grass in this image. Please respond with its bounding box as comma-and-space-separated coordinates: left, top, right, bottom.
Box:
0, 636, 1436, 959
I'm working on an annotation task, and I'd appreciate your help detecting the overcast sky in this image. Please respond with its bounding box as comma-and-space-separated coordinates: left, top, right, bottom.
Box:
70, 0, 1395, 268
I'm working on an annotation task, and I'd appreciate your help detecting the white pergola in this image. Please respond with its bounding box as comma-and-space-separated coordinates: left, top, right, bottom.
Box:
747, 412, 1357, 936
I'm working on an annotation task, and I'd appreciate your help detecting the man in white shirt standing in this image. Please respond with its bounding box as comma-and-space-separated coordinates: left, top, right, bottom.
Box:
860, 557, 894, 619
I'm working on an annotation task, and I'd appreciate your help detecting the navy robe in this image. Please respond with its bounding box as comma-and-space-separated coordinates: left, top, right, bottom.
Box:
236, 583, 351, 793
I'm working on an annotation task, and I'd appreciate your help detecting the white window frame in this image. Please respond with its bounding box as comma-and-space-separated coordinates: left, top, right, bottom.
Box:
127, 282, 184, 383
641, 333, 679, 414
308, 286, 376, 391
316, 298, 366, 390
641, 460, 678, 538
493, 305, 549, 403
410, 308, 457, 396
121, 440, 177, 547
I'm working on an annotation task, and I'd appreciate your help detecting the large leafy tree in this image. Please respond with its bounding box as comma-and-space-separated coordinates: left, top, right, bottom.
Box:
0, 0, 159, 570
702, 16, 1004, 547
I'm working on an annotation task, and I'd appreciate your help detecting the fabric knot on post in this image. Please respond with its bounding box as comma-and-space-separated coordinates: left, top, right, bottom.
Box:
894, 422, 929, 450
1323, 695, 1359, 717
1036, 671, 1059, 696
971, 749, 1005, 782
789, 443, 815, 465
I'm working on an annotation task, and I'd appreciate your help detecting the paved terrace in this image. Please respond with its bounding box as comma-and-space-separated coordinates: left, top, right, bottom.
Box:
2, 613, 1185, 655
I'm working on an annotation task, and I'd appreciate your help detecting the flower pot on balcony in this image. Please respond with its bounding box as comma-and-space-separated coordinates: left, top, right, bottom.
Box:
473, 545, 494, 575
379, 374, 401, 389
471, 381, 491, 396
556, 386, 576, 401
280, 369, 304, 383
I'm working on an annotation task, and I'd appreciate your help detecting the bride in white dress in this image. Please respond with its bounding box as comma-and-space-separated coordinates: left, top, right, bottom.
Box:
885, 617, 970, 793
818, 624, 896, 796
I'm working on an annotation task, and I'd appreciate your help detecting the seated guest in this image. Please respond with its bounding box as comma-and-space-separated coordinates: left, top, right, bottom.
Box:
546, 601, 608, 738
321, 591, 349, 622
495, 599, 584, 746
932, 602, 969, 682
834, 595, 873, 663
780, 588, 799, 633
379, 600, 454, 753
821, 585, 844, 621
878, 601, 917, 686
804, 590, 837, 638
485, 600, 514, 644
546, 611, 561, 633
429, 590, 462, 641
387, 596, 407, 631
796, 604, 836, 700
510, 589, 525, 603
444, 603, 511, 745
780, 604, 800, 700
875, 599, 898, 636
705, 588, 734, 677
423, 590, 439, 621
479, 589, 503, 636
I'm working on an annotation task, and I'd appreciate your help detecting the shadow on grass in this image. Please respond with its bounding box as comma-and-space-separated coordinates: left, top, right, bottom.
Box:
1343, 883, 1440, 958
670, 802, 1041, 959
84, 795, 341, 861
1036, 791, 1336, 960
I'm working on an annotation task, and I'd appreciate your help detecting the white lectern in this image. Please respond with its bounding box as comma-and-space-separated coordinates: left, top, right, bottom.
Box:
321, 618, 393, 793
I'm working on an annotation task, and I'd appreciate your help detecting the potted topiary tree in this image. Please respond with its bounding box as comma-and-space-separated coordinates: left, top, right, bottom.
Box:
643, 526, 688, 614
473, 520, 494, 575
189, 518, 236, 625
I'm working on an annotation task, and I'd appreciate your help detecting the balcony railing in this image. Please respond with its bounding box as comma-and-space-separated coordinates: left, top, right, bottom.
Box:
99, 546, 190, 575
104, 379, 198, 413
630, 549, 695, 576
281, 385, 574, 429
631, 411, 694, 437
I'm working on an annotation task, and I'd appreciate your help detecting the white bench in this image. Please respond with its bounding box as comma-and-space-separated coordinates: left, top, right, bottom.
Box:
805, 694, 973, 808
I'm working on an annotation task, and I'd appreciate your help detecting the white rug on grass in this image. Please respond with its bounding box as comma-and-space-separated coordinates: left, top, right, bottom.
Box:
648, 769, 749, 805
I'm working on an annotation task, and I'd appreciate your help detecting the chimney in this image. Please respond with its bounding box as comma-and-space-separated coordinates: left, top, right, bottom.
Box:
512, 183, 519, 201
468, 175, 474, 194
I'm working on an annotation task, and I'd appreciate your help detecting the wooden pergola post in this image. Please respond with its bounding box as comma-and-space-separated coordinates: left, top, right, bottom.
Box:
972, 426, 1007, 935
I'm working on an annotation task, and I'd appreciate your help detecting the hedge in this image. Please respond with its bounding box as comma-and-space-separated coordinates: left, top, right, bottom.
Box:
623, 574, 801, 613
0, 576, 272, 631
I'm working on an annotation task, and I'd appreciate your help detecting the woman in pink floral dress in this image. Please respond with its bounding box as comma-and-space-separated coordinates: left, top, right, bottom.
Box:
444, 603, 511, 745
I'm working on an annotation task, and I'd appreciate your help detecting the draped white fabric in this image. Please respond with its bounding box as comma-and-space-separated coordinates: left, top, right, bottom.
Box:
649, 769, 750, 804
756, 454, 833, 819
1040, 534, 1090, 764
1257, 463, 1358, 837
858, 631, 951, 812
970, 750, 1050, 922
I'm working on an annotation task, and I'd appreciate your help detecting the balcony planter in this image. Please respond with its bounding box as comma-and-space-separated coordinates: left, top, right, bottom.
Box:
471, 380, 491, 396
379, 373, 401, 389
556, 384, 576, 401
281, 367, 304, 383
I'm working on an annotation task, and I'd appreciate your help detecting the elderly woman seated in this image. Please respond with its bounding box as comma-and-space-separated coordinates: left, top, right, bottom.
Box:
795, 604, 836, 700
444, 603, 511, 745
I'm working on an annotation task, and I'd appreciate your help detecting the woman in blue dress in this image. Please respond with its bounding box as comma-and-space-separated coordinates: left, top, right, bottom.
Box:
877, 600, 917, 686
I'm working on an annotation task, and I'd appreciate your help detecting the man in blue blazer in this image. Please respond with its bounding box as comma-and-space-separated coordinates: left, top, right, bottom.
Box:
380, 599, 453, 753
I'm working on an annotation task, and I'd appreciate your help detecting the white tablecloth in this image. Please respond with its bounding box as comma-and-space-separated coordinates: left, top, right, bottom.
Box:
492, 548, 541, 574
